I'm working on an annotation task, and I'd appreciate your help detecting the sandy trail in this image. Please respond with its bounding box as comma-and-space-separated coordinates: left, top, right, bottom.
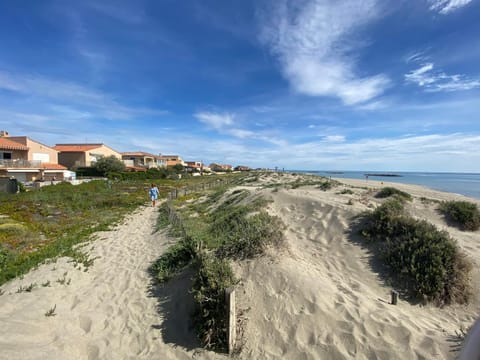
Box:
0, 204, 222, 360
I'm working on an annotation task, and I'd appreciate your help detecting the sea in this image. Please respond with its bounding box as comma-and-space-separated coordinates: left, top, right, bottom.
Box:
292, 171, 480, 200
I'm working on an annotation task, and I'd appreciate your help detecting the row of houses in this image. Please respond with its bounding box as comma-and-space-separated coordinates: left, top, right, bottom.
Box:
0, 131, 247, 183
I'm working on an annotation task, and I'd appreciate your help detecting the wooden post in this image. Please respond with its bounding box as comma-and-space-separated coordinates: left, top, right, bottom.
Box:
391, 290, 398, 305
226, 287, 236, 354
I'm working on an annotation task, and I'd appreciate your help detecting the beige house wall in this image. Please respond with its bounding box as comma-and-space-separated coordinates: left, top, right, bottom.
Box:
86, 145, 121, 167
9, 137, 59, 163
58, 145, 121, 168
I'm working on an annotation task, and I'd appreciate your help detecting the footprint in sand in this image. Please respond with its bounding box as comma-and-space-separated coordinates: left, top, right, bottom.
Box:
79, 315, 92, 333
87, 344, 99, 360
70, 295, 81, 310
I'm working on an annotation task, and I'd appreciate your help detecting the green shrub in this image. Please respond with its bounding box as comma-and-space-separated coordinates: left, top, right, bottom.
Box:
150, 236, 197, 283
360, 199, 472, 305
217, 211, 284, 259
376, 187, 412, 201
439, 201, 480, 231
0, 246, 14, 271
338, 189, 354, 195
192, 255, 236, 350
360, 199, 405, 241
318, 181, 335, 191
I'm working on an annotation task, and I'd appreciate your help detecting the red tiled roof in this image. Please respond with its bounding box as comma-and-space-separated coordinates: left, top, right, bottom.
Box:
0, 138, 29, 151
40, 163, 67, 170
54, 144, 102, 152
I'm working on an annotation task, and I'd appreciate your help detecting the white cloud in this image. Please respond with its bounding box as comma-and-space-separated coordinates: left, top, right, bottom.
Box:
228, 128, 255, 139
427, 0, 473, 14
194, 111, 234, 129
259, 0, 389, 105
322, 135, 345, 142
405, 63, 480, 91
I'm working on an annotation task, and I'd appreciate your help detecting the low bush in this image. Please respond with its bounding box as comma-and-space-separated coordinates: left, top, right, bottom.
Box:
318, 181, 335, 191
439, 201, 480, 231
360, 199, 472, 305
192, 254, 236, 351
149, 236, 197, 283
217, 211, 284, 259
376, 187, 412, 201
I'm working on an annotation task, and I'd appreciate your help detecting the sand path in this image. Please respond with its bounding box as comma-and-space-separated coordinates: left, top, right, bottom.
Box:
0, 204, 222, 360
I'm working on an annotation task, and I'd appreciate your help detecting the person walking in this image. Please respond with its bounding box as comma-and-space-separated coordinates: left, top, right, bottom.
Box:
149, 184, 159, 207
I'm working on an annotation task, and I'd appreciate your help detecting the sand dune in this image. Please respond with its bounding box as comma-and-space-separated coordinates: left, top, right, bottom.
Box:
0, 175, 478, 359
235, 177, 479, 359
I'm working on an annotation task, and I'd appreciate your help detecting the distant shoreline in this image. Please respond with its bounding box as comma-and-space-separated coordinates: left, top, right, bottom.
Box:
364, 173, 402, 177
288, 170, 480, 199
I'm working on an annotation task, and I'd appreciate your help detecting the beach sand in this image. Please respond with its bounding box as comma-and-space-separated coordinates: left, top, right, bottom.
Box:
0, 174, 479, 359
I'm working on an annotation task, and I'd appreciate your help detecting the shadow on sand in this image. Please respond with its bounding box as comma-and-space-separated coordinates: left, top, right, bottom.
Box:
148, 266, 200, 351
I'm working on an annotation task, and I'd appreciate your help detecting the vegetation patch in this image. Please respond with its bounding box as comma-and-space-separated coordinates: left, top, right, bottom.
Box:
153, 182, 284, 351
317, 180, 337, 191
192, 254, 237, 351
0, 179, 155, 284
439, 201, 480, 231
359, 199, 472, 305
150, 236, 197, 283
375, 187, 412, 201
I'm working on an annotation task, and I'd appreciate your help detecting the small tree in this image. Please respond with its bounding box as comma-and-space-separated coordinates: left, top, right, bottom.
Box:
94, 156, 125, 176
172, 164, 184, 173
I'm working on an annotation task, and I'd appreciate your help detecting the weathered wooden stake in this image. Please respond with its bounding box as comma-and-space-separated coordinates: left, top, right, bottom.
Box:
391, 290, 398, 305
226, 287, 236, 354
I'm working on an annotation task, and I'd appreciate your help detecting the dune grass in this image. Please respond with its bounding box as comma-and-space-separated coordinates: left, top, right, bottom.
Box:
360, 199, 472, 305
375, 187, 412, 201
439, 200, 480, 231
0, 180, 150, 285
152, 183, 284, 351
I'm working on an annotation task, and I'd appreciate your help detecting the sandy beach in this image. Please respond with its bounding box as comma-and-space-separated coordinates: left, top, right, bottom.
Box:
0, 174, 479, 359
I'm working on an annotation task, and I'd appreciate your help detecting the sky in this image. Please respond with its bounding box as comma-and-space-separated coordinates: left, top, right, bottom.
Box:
0, 0, 479, 171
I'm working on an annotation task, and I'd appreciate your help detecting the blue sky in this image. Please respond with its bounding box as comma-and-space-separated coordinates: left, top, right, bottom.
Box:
1, 0, 479, 171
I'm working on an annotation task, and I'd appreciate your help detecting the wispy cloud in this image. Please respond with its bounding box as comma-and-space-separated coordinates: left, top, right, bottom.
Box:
259, 0, 389, 105
194, 110, 286, 145
405, 63, 480, 91
84, 1, 146, 24
427, 0, 473, 14
405, 50, 430, 64
0, 70, 166, 120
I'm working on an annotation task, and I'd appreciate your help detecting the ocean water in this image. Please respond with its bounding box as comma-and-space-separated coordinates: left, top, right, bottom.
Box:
292, 171, 480, 200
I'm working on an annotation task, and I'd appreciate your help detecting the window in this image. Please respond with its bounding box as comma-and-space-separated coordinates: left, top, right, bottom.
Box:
0, 152, 12, 159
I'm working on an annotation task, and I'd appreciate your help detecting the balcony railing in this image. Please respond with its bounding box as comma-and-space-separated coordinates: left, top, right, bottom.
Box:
0, 159, 42, 168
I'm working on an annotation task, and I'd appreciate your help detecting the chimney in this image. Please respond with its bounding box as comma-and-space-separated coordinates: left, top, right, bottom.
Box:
0, 131, 9, 137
